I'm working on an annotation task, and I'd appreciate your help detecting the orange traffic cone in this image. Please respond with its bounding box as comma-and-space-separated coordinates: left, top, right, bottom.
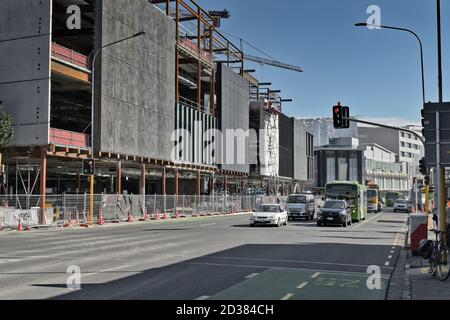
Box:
174, 210, 179, 219
98, 209, 104, 225
144, 209, 149, 222
155, 209, 160, 220
163, 212, 169, 220
17, 218, 23, 232
128, 214, 133, 223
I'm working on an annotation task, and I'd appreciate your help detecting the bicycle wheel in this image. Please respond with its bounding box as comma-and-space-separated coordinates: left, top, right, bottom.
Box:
435, 245, 450, 281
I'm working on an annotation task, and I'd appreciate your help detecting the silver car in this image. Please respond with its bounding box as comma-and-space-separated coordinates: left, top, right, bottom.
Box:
393, 199, 413, 213
285, 194, 315, 221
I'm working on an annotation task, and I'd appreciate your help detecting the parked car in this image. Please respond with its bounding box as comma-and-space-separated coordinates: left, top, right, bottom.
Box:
285, 193, 315, 221
317, 199, 352, 227
250, 204, 288, 227
393, 199, 413, 213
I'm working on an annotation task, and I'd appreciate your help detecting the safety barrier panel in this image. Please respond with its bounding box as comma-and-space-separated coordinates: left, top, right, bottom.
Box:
0, 194, 286, 230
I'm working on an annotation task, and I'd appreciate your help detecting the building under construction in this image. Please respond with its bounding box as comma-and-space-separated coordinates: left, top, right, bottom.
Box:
0, 0, 313, 219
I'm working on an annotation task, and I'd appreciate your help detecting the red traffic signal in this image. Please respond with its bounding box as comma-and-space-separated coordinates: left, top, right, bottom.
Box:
333, 104, 343, 128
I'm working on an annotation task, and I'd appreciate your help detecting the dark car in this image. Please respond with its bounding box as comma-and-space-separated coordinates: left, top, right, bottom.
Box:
317, 199, 352, 227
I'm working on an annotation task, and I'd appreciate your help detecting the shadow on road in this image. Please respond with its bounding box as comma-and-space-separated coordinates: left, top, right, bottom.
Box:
43, 242, 400, 300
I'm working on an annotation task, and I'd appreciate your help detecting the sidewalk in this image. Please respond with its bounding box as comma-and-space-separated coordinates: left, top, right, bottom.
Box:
395, 226, 450, 300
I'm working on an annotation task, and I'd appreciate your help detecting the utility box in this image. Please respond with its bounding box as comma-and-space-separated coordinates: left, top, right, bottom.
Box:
410, 213, 428, 255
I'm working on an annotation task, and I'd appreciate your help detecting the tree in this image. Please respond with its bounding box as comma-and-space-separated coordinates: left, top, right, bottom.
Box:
0, 103, 13, 147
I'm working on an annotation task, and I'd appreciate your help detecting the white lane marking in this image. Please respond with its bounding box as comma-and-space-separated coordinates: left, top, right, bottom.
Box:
297, 282, 308, 289
245, 273, 259, 279
311, 272, 321, 279
195, 295, 210, 300
81, 264, 131, 278
195, 223, 216, 227
281, 293, 294, 300
351, 213, 381, 229
390, 250, 395, 254
0, 259, 20, 264
385, 262, 390, 266
210, 256, 386, 269
189, 262, 392, 277
388, 255, 393, 259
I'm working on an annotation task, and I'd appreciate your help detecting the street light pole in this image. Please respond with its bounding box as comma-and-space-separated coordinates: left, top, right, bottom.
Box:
354, 23, 426, 105
90, 31, 146, 152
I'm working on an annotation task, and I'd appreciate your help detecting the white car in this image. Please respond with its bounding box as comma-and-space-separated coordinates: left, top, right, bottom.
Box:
250, 204, 288, 227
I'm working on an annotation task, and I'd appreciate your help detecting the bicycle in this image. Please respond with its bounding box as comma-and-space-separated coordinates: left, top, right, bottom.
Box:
419, 229, 450, 281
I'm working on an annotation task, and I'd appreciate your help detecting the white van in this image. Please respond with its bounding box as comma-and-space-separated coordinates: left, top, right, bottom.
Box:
285, 193, 315, 221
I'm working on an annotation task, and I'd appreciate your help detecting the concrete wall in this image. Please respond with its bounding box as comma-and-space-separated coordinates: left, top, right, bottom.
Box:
293, 119, 308, 181
0, 0, 52, 146
358, 127, 399, 156
217, 63, 250, 173
278, 113, 293, 178
95, 0, 176, 160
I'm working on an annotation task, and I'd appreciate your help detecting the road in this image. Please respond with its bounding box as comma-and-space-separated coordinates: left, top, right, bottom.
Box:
0, 209, 409, 300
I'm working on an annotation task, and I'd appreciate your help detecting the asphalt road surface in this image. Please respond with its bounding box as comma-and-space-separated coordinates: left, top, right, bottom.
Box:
0, 209, 409, 300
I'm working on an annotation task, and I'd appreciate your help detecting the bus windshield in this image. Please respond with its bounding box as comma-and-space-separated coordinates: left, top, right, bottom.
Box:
325, 184, 357, 207
367, 189, 377, 198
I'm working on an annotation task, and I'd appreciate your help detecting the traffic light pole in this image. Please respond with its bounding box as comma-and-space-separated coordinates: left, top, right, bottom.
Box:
436, 0, 447, 247
343, 117, 425, 144
90, 175, 94, 225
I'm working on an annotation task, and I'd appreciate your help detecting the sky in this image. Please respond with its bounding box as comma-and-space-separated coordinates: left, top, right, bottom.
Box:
197, 0, 450, 124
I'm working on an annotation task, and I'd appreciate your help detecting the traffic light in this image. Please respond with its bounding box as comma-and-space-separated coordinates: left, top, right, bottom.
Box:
82, 158, 95, 175
342, 106, 350, 129
333, 103, 343, 128
333, 102, 350, 129
419, 157, 427, 176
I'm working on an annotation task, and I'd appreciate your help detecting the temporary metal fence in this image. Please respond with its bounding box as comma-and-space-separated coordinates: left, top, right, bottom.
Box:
0, 194, 284, 229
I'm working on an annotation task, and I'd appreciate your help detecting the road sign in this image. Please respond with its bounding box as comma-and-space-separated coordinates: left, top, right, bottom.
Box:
421, 102, 450, 166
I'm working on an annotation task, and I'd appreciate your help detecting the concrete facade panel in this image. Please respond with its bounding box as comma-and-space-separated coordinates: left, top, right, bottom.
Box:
293, 118, 307, 181
0, 0, 52, 41
217, 63, 250, 174
0, 0, 51, 146
96, 0, 176, 160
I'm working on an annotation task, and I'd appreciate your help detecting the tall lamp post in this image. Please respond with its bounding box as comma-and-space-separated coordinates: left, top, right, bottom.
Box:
90, 31, 146, 151
354, 23, 426, 105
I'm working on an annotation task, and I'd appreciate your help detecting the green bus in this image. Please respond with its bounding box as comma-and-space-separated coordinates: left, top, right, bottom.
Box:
325, 181, 367, 222
384, 191, 402, 207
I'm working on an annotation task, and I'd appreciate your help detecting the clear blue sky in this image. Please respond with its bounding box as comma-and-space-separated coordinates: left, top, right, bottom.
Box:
199, 0, 450, 122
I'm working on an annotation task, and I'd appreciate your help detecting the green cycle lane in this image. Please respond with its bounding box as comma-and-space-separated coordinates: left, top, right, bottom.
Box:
209, 268, 390, 300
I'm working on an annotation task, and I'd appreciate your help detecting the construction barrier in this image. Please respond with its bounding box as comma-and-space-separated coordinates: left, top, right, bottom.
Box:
0, 194, 283, 229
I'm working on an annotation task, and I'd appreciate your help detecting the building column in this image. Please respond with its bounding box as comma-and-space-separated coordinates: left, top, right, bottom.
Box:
40, 149, 47, 225
116, 161, 122, 194
162, 166, 167, 213
175, 168, 179, 207
110, 175, 114, 193
140, 164, 146, 195
197, 170, 201, 196
140, 164, 146, 216
224, 175, 228, 195
76, 173, 81, 194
